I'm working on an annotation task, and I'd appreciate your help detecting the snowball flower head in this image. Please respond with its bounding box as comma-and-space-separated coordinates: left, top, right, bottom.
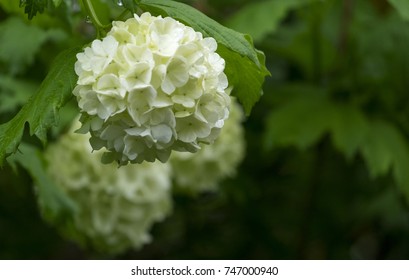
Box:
44, 121, 172, 254
74, 12, 230, 164
170, 99, 245, 193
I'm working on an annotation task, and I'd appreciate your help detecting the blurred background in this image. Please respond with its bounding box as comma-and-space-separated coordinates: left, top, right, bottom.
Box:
2, 0, 409, 259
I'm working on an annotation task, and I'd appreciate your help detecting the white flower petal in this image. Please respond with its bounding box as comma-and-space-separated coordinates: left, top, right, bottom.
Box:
151, 124, 173, 144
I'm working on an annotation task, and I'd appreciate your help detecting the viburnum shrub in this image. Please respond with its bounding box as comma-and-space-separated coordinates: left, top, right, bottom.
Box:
0, 0, 269, 253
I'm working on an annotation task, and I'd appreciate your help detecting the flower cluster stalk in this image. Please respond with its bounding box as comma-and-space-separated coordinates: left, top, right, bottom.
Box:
81, 0, 111, 37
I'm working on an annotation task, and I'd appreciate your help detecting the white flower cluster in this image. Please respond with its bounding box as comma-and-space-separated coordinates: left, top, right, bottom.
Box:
44, 122, 172, 254
170, 99, 245, 193
74, 12, 230, 164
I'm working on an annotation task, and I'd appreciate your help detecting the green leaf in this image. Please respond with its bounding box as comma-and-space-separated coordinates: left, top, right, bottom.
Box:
7, 144, 78, 224
0, 47, 80, 165
264, 90, 335, 150
0, 17, 67, 75
0, 0, 22, 13
264, 90, 409, 201
218, 46, 268, 114
264, 86, 371, 158
360, 121, 394, 176
361, 121, 409, 199
226, 0, 316, 43
0, 75, 39, 113
121, 0, 138, 13
330, 105, 368, 160
138, 0, 270, 114
20, 0, 48, 19
52, 0, 62, 7
388, 0, 409, 21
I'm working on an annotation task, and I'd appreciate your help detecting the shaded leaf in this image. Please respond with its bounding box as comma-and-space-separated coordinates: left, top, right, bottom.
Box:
264, 91, 335, 150
388, 0, 409, 21
361, 121, 395, 177
264, 90, 409, 201
20, 0, 48, 19
0, 47, 80, 165
20, 0, 68, 19
52, 0, 62, 7
0, 17, 67, 75
226, 0, 317, 43
361, 120, 409, 199
361, 187, 409, 230
330, 105, 368, 160
0, 75, 39, 113
121, 0, 138, 13
7, 144, 78, 224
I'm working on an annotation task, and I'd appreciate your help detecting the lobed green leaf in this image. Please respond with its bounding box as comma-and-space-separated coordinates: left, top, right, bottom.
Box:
264, 90, 335, 150
20, 0, 48, 19
361, 121, 409, 199
264, 90, 409, 202
0, 47, 80, 165
20, 0, 68, 19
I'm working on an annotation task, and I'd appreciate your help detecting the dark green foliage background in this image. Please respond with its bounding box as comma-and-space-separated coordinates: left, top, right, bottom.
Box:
1, 0, 409, 259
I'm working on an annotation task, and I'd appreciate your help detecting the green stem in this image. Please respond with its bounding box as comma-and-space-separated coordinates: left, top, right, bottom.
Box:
81, 0, 110, 37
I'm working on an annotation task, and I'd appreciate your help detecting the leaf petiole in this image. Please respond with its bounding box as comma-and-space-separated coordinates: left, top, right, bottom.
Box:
81, 0, 111, 37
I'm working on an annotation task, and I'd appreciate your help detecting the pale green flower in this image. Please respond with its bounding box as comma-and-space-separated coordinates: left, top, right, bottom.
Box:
44, 121, 172, 254
74, 12, 230, 165
75, 35, 118, 79
170, 99, 246, 193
